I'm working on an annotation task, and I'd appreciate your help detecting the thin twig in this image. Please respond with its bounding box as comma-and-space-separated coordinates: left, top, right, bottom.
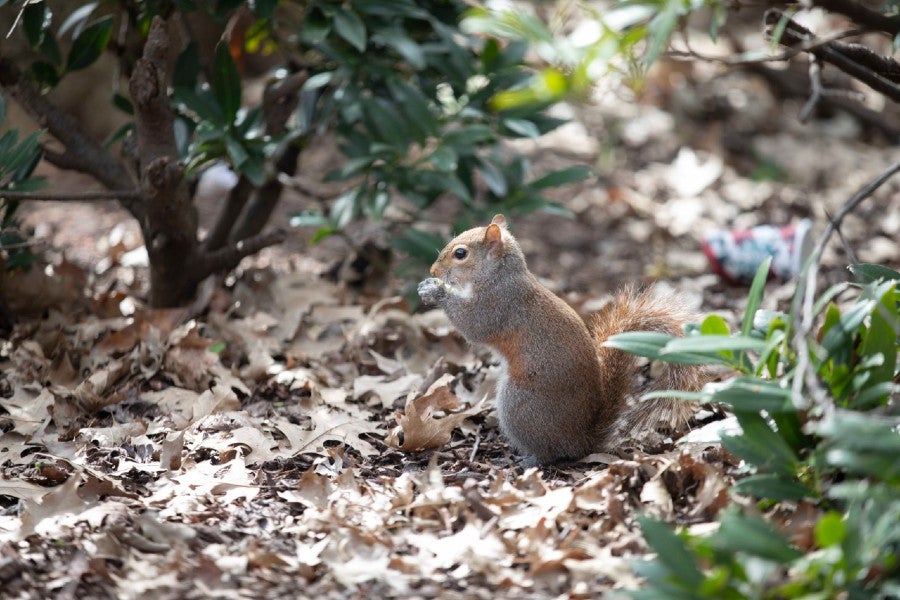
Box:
667, 28, 865, 66
201, 229, 287, 274
799, 56, 823, 122
0, 189, 142, 202
790, 161, 900, 412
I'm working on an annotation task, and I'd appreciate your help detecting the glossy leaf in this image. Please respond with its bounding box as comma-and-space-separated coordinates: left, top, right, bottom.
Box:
743, 255, 772, 336
732, 474, 811, 501
528, 166, 591, 190
22, 2, 51, 48
66, 16, 113, 72
212, 42, 242, 124
848, 263, 900, 284
638, 516, 704, 588
713, 509, 803, 563
333, 7, 367, 52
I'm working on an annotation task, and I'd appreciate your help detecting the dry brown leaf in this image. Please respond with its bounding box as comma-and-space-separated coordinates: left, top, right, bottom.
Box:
353, 373, 422, 408
386, 374, 481, 453
0, 386, 53, 437
639, 476, 674, 520
19, 471, 88, 537
0, 257, 86, 316
272, 405, 381, 457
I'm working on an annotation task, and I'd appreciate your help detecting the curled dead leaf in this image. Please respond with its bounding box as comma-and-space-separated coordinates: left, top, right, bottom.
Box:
387, 374, 483, 453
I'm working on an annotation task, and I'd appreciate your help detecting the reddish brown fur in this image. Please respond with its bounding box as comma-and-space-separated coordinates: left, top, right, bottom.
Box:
421, 215, 707, 464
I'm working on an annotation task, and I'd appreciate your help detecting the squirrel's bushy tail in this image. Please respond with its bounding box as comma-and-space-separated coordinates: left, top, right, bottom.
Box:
590, 285, 707, 441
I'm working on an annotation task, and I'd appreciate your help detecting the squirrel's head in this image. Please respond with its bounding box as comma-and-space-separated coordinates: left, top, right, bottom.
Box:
429, 214, 526, 285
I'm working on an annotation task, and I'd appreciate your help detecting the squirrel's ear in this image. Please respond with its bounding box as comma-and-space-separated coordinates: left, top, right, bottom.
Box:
490, 214, 508, 229
484, 223, 503, 247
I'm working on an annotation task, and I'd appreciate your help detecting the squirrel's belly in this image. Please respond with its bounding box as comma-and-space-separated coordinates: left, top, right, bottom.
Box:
495, 377, 596, 462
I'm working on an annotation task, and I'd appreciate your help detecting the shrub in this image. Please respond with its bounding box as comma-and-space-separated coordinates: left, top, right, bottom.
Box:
0, 0, 588, 306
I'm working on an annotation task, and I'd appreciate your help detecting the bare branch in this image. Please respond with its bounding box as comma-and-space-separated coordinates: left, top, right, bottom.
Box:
0, 59, 139, 216
221, 71, 309, 245
745, 62, 900, 140
0, 189, 142, 202
808, 0, 900, 37
667, 28, 864, 66
202, 176, 254, 252
799, 56, 823, 122
765, 10, 900, 102
201, 229, 287, 275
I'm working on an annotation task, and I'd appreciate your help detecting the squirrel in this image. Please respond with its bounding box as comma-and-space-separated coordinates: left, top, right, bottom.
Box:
417, 214, 707, 466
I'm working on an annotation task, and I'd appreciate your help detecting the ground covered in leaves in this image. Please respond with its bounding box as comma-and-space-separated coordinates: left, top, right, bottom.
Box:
2, 32, 899, 599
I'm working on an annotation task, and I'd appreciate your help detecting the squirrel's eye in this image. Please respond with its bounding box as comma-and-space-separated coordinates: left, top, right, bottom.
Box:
453, 247, 468, 260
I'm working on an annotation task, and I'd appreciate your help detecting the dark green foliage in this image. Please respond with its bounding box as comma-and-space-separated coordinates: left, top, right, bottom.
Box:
2, 0, 590, 279
616, 259, 900, 598
286, 0, 589, 259
0, 117, 45, 270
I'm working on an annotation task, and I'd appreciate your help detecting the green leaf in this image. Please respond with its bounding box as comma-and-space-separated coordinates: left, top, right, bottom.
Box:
330, 189, 361, 228
212, 42, 242, 124
30, 61, 59, 87
723, 412, 798, 477
209, 341, 226, 354
250, 0, 278, 20
638, 516, 704, 587
502, 118, 541, 139
0, 92, 6, 124
361, 97, 410, 150
743, 255, 772, 336
849, 262, 900, 284
821, 297, 876, 359
443, 125, 495, 150
59, 3, 97, 37
700, 314, 730, 336
23, 2, 51, 48
662, 335, 767, 355
713, 508, 803, 563
390, 228, 446, 261
112, 92, 133, 115
856, 283, 897, 404
603, 331, 671, 360
382, 30, 425, 69
66, 16, 113, 72
478, 160, 507, 196
333, 7, 367, 52
37, 27, 61, 65
173, 42, 201, 91
732, 474, 811, 501
386, 79, 436, 141
429, 146, 458, 172
709, 377, 794, 414
528, 166, 591, 190
814, 512, 845, 548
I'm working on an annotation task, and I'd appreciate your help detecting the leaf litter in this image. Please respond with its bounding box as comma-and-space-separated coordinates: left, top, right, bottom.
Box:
4, 51, 899, 599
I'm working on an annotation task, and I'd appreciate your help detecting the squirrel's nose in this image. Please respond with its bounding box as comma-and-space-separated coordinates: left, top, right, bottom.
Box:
429, 265, 440, 277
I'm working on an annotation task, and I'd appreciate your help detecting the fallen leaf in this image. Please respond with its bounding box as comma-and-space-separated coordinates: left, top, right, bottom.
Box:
386, 374, 481, 452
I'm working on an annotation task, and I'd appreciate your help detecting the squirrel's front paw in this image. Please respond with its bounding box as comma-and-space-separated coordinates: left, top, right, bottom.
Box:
417, 277, 450, 305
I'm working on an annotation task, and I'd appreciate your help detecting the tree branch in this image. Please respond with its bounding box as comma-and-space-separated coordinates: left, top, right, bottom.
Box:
225, 71, 309, 244
808, 0, 900, 37
202, 175, 254, 252
765, 10, 900, 102
0, 189, 142, 202
744, 62, 900, 141
200, 229, 287, 275
0, 58, 140, 217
